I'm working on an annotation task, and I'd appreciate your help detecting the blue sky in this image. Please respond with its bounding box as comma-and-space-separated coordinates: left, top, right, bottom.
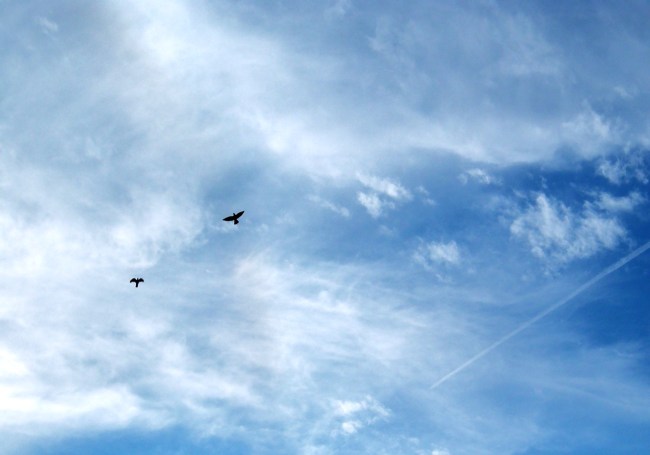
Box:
1, 1, 650, 454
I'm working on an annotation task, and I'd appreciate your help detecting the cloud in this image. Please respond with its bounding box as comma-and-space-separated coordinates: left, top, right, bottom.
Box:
357, 1, 650, 164
36, 17, 58, 34
326, 0, 353, 18
340, 420, 362, 434
333, 396, 390, 418
416, 186, 436, 206
357, 174, 412, 200
357, 192, 387, 218
308, 195, 350, 217
332, 396, 390, 436
0, 164, 203, 277
458, 168, 499, 185
594, 191, 645, 213
0, 241, 431, 451
510, 194, 627, 265
357, 174, 411, 217
415, 241, 461, 267
6, 0, 650, 195
597, 152, 649, 185
2, 1, 650, 454
0, 384, 154, 431
561, 104, 619, 153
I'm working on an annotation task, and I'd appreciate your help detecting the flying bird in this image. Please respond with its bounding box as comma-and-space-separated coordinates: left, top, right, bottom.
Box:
130, 278, 144, 288
223, 210, 245, 225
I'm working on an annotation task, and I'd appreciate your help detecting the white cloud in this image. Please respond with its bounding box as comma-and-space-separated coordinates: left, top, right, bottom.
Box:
357, 174, 411, 217
510, 194, 627, 264
0, 384, 152, 431
333, 396, 389, 418
494, 14, 560, 77
562, 104, 616, 150
598, 160, 627, 185
597, 153, 649, 185
326, 0, 353, 18
415, 241, 461, 267
416, 186, 436, 206
36, 17, 59, 34
341, 420, 362, 434
357, 173, 411, 201
595, 191, 645, 213
332, 396, 390, 436
357, 191, 388, 218
308, 195, 350, 217
3, 1, 650, 453
458, 168, 499, 185
0, 242, 430, 449
359, 2, 650, 165
0, 179, 203, 278
0, 348, 29, 377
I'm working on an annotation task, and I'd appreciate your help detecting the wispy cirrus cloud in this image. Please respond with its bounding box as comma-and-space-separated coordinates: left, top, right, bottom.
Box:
510, 194, 627, 265
597, 151, 650, 185
35, 16, 58, 34
357, 173, 411, 217
332, 396, 390, 435
458, 168, 500, 185
594, 191, 645, 213
308, 194, 350, 218
561, 103, 620, 154
414, 241, 461, 267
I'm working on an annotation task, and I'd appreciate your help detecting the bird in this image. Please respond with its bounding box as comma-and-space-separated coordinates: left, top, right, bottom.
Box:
223, 210, 245, 225
130, 278, 144, 288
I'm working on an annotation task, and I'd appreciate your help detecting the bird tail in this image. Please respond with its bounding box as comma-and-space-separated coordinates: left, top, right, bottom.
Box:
234, 219, 239, 225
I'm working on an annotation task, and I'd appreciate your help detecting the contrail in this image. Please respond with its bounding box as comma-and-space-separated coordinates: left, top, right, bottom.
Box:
431, 240, 650, 390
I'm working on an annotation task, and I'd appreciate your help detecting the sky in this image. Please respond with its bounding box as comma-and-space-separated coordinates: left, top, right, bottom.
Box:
1, 1, 650, 454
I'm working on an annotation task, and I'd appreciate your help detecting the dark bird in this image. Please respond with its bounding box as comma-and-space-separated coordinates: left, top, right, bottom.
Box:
223, 210, 245, 225
130, 278, 144, 288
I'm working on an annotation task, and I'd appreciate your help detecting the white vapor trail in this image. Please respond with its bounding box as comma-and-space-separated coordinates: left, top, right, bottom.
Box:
431, 241, 650, 389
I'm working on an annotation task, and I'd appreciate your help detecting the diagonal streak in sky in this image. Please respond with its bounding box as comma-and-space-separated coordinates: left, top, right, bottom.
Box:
431, 240, 650, 389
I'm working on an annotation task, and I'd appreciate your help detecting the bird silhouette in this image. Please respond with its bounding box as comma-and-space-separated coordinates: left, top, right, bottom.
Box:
223, 210, 245, 225
130, 278, 144, 288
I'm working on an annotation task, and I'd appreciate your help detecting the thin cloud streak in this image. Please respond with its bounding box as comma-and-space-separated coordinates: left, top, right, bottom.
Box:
431, 240, 650, 389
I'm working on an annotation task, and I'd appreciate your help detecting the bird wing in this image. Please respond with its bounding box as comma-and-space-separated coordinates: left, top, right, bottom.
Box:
235, 210, 245, 218
223, 215, 235, 221
138, 278, 144, 283
130, 278, 136, 283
